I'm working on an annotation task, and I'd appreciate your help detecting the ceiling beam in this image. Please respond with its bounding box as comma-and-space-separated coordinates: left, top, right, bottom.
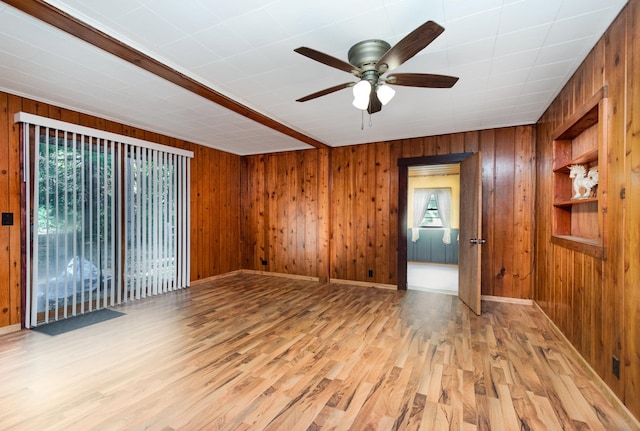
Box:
4, 0, 329, 150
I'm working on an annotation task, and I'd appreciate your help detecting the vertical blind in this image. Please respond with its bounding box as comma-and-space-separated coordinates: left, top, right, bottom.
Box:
17, 113, 193, 328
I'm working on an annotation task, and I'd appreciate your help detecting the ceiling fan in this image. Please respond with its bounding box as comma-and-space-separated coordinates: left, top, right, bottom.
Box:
294, 20, 458, 115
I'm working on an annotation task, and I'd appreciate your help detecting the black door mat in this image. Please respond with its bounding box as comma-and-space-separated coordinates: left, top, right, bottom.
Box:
32, 308, 125, 336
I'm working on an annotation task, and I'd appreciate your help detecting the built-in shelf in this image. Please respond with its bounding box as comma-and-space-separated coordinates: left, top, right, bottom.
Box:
551, 87, 607, 258
553, 197, 598, 208
553, 149, 598, 173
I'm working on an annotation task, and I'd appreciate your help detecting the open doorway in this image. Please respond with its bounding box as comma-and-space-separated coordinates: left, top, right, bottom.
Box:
406, 164, 460, 295
398, 152, 483, 314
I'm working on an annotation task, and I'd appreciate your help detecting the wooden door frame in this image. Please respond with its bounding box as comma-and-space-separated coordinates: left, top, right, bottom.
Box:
397, 152, 474, 290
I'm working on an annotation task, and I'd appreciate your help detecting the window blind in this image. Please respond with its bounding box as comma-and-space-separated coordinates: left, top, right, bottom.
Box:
17, 112, 193, 328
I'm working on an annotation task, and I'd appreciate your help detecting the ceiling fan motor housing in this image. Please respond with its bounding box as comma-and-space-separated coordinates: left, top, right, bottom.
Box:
348, 39, 391, 70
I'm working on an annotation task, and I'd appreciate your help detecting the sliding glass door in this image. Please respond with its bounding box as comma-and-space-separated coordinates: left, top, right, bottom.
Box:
31, 128, 117, 322
20, 113, 192, 327
123, 145, 189, 301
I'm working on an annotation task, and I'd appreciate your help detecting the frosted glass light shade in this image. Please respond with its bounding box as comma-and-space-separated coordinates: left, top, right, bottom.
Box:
352, 96, 369, 110
376, 84, 395, 105
352, 80, 371, 98
352, 80, 371, 110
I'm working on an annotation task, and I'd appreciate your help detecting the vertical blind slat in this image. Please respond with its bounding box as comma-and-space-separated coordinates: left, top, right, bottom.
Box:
21, 119, 191, 327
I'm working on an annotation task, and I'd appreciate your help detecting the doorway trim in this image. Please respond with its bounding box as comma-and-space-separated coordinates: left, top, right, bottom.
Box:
397, 152, 473, 290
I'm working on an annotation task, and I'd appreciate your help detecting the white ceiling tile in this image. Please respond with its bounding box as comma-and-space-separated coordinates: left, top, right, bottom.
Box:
447, 39, 495, 67
490, 49, 539, 74
0, 32, 42, 62
46, 0, 146, 21
450, 59, 492, 83
545, 11, 613, 46
224, 9, 289, 49
487, 69, 530, 89
193, 59, 251, 86
0, 0, 629, 154
528, 59, 577, 82
443, 0, 502, 21
113, 5, 186, 49
497, 0, 562, 34
555, 0, 625, 20
408, 49, 450, 74
521, 76, 566, 94
154, 36, 220, 69
192, 22, 253, 59
143, 0, 220, 34
266, 0, 385, 37
494, 25, 551, 57
195, 0, 268, 22
534, 37, 592, 67
445, 8, 501, 46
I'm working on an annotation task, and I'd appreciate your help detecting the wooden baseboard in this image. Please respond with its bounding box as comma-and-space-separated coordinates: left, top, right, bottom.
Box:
481, 295, 533, 305
239, 270, 320, 282
0, 323, 21, 335
533, 301, 640, 430
329, 278, 397, 290
190, 270, 245, 286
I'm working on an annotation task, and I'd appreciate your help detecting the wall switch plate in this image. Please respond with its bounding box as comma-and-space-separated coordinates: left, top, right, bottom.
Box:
1, 213, 13, 226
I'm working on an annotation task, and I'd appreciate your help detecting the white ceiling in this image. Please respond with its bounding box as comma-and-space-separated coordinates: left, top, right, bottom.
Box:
0, 0, 628, 155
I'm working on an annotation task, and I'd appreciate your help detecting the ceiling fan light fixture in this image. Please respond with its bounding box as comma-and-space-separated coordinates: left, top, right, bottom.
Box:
352, 79, 372, 110
352, 79, 371, 98
352, 96, 369, 110
376, 84, 395, 105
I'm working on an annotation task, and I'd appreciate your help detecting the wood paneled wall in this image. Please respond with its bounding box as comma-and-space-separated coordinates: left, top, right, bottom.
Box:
241, 126, 535, 299
240, 150, 329, 280
0, 91, 242, 327
535, 0, 640, 418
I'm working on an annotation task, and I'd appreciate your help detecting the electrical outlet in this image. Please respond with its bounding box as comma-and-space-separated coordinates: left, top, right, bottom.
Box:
612, 355, 620, 379
261, 259, 268, 266
368, 269, 373, 277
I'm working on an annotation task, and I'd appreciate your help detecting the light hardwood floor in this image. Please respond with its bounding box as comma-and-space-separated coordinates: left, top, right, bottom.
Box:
0, 273, 637, 430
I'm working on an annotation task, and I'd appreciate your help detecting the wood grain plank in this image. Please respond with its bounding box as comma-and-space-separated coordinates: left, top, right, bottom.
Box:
625, 0, 640, 419
512, 126, 534, 299
479, 129, 496, 296
317, 148, 330, 282
329, 148, 343, 279
7, 95, 21, 326
602, 10, 626, 396
375, 142, 390, 284
0, 92, 10, 327
354, 145, 368, 282
388, 140, 401, 285
366, 143, 377, 282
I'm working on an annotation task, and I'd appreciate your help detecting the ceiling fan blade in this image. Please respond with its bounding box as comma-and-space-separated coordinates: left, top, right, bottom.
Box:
386, 73, 459, 88
294, 47, 361, 76
368, 90, 382, 114
296, 82, 354, 102
376, 21, 444, 73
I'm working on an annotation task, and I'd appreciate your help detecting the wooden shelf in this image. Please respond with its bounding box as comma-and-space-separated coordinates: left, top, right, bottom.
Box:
551, 86, 606, 257
553, 149, 598, 173
553, 197, 598, 208
552, 87, 605, 141
551, 235, 605, 259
